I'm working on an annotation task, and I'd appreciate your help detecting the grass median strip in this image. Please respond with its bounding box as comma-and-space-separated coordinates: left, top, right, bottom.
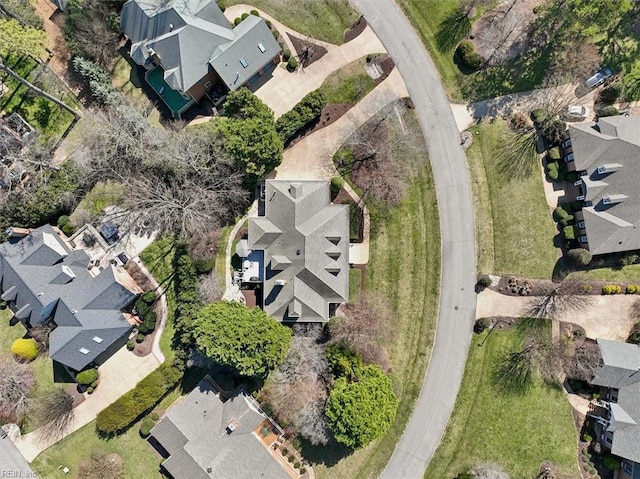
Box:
425, 326, 580, 478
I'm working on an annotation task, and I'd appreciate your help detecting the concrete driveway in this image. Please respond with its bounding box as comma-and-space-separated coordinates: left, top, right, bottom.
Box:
477, 288, 638, 341
1, 434, 38, 478
14, 347, 161, 462
351, 2, 478, 479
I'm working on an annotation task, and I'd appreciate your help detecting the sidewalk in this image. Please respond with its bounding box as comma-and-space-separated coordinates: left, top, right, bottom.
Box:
476, 288, 637, 341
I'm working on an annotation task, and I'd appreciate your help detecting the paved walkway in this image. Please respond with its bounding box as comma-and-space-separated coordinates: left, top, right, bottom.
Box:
476, 288, 637, 341
14, 347, 161, 462
225, 6, 386, 118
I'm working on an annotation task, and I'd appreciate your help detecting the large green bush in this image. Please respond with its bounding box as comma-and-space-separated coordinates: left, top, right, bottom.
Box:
275, 90, 327, 144
76, 368, 98, 385
563, 225, 576, 240
455, 40, 483, 71
598, 105, 619, 117
547, 147, 561, 161
566, 248, 592, 266
96, 363, 182, 435
599, 83, 623, 103
530, 109, 549, 127
11, 338, 39, 361
545, 161, 559, 181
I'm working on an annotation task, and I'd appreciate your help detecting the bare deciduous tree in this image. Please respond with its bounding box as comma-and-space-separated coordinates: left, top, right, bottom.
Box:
527, 278, 594, 320
34, 387, 75, 441
263, 335, 331, 445
0, 354, 34, 422
197, 274, 223, 304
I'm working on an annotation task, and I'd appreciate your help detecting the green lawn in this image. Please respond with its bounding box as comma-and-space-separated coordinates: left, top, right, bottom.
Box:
312, 109, 441, 479
319, 57, 377, 105
425, 327, 580, 478
0, 54, 80, 144
225, 0, 359, 45
466, 119, 557, 279
0, 307, 24, 352
571, 263, 640, 282
396, 0, 464, 101
139, 238, 178, 363
70, 180, 125, 226
31, 420, 161, 479
348, 268, 361, 304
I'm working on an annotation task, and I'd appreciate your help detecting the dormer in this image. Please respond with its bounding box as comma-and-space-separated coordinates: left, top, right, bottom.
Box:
50, 265, 76, 285
602, 194, 627, 205
596, 163, 623, 175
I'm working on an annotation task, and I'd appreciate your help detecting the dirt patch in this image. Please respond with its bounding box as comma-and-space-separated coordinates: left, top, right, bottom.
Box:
65, 383, 85, 408
33, 0, 73, 85
287, 34, 328, 68
345, 16, 367, 42
471, 0, 543, 66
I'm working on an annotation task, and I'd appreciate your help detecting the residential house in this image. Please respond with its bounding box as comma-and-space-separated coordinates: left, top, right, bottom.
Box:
564, 115, 640, 255
244, 180, 349, 322
0, 225, 142, 374
120, 0, 281, 118
149, 375, 293, 479
588, 339, 640, 479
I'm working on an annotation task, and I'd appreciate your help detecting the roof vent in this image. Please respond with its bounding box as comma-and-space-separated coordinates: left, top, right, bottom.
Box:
289, 183, 303, 199
169, 23, 174, 31
226, 421, 237, 434
274, 279, 287, 286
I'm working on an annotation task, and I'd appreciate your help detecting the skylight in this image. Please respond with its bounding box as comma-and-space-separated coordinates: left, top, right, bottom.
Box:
79, 347, 90, 354
92, 336, 103, 343
240, 57, 248, 68
258, 42, 266, 53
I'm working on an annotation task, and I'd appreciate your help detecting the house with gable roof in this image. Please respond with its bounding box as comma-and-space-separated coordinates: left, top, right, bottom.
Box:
564, 115, 640, 255
588, 339, 640, 478
243, 180, 349, 322
120, 0, 281, 118
149, 375, 295, 479
0, 225, 142, 373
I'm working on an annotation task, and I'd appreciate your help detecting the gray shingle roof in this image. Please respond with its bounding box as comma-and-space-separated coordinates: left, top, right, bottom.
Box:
0, 225, 138, 371
591, 339, 640, 463
248, 180, 349, 322
150, 376, 289, 479
569, 115, 640, 255
121, 0, 280, 93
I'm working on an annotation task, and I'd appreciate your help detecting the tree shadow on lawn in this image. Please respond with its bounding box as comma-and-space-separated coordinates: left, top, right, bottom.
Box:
298, 436, 353, 468
436, 7, 471, 53
461, 46, 552, 101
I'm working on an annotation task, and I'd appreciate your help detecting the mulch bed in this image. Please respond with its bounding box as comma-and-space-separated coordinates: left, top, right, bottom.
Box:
344, 16, 367, 42
287, 34, 328, 68
66, 383, 85, 407
489, 275, 632, 297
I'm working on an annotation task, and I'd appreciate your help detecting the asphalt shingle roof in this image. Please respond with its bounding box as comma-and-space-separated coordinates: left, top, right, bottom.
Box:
0, 225, 138, 371
569, 115, 640, 255
591, 339, 640, 463
121, 0, 280, 93
151, 376, 289, 479
248, 180, 349, 322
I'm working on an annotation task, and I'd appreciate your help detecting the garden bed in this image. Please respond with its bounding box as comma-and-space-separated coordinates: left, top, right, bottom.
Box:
287, 34, 328, 68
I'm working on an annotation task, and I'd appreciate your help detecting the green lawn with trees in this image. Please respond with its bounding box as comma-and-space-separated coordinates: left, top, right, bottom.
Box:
425, 326, 580, 478
224, 0, 359, 45
466, 119, 557, 279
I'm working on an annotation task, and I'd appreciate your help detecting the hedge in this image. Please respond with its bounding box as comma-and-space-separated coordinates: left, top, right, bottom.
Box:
563, 225, 576, 240
76, 368, 98, 385
566, 248, 592, 266
96, 362, 182, 435
455, 40, 483, 71
545, 161, 559, 181
599, 83, 622, 103
548, 146, 561, 161
625, 284, 639, 294
11, 338, 39, 361
553, 206, 572, 222
602, 284, 622, 295
275, 90, 326, 144
139, 417, 154, 437
598, 105, 619, 117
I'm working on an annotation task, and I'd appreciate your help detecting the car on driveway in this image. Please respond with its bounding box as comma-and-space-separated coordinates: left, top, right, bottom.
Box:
564, 105, 590, 121
585, 69, 612, 88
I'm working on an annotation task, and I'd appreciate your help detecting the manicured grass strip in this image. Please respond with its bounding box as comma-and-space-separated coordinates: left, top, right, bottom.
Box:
466, 119, 557, 279
31, 420, 160, 478
425, 327, 580, 478
396, 0, 464, 101
313, 117, 440, 478
140, 237, 177, 363
349, 268, 361, 304
571, 263, 640, 282
225, 0, 359, 45
319, 57, 376, 105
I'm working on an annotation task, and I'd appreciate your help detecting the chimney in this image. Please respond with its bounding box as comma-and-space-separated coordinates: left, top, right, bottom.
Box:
289, 183, 303, 199
6, 227, 31, 238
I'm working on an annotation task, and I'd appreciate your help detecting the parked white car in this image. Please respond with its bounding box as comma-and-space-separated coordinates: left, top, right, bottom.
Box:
564, 105, 590, 121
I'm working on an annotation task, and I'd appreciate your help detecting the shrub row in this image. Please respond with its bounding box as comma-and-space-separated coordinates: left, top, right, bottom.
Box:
135, 291, 158, 335
172, 244, 202, 362
96, 362, 182, 435
602, 284, 622, 295
275, 90, 326, 144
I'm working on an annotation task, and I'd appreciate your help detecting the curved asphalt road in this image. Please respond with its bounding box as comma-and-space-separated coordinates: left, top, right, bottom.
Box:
350, 1, 478, 478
